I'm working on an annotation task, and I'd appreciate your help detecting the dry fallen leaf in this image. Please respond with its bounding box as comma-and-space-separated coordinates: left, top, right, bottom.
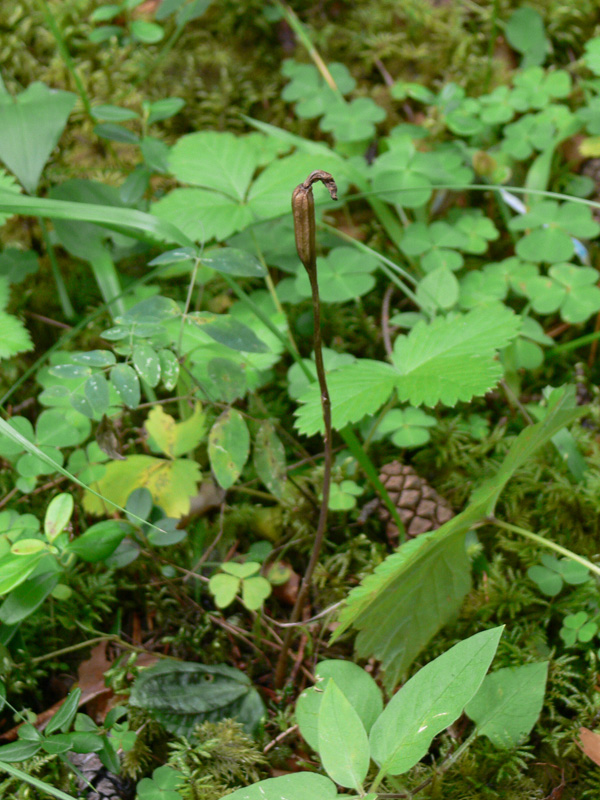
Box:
578, 726, 600, 766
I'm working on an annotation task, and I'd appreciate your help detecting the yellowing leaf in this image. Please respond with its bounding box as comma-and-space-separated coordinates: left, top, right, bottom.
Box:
145, 403, 206, 458
83, 455, 201, 517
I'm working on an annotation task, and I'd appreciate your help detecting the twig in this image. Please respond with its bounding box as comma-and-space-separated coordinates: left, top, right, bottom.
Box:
263, 724, 299, 754
381, 283, 395, 358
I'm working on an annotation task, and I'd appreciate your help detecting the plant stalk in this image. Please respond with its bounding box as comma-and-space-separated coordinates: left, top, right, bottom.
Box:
274, 171, 336, 688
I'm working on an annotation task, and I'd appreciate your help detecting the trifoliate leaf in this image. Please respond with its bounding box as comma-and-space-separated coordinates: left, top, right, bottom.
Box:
294, 247, 379, 302
319, 97, 386, 142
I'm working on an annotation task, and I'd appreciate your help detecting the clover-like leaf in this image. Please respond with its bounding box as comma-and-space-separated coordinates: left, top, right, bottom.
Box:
319, 97, 386, 142
294, 247, 379, 302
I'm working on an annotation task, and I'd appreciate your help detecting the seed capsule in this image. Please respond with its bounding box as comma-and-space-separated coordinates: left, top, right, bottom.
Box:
291, 170, 337, 275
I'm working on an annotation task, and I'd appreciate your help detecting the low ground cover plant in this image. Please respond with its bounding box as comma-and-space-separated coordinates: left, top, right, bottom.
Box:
2, 2, 600, 799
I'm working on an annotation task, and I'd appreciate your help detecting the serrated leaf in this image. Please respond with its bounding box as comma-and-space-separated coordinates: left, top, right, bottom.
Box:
208, 409, 250, 489
295, 360, 397, 436
392, 305, 521, 406
465, 662, 548, 747
0, 309, 33, 360
369, 627, 503, 775
332, 391, 582, 686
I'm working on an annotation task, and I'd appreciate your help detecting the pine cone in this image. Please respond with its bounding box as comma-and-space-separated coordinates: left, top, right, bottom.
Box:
376, 461, 454, 544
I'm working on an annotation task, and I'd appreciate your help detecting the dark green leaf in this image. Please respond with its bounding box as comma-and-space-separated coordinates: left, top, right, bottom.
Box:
66, 520, 128, 562
45, 688, 82, 735
110, 364, 141, 408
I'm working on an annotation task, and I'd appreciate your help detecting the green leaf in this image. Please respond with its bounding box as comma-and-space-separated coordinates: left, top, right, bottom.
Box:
505, 7, 548, 67
295, 247, 378, 302
130, 20, 164, 43
158, 349, 179, 391
188, 312, 270, 353
392, 304, 521, 406
169, 131, 260, 200
318, 680, 370, 790
44, 493, 73, 542
129, 660, 265, 736
202, 247, 266, 277
145, 403, 206, 458
71, 350, 116, 367
207, 358, 247, 403
417, 266, 459, 311
0, 552, 43, 595
221, 562, 260, 579
253, 422, 286, 497
45, 688, 82, 735
84, 372, 111, 417
465, 662, 548, 747
369, 627, 503, 775
209, 573, 239, 608
332, 391, 582, 686
241, 576, 271, 610
320, 97, 386, 142
296, 660, 383, 752
0, 83, 76, 193
91, 105, 139, 122
133, 343, 161, 387
0, 572, 59, 625
94, 123, 140, 144
295, 360, 397, 436
527, 565, 562, 596
0, 740, 42, 762
208, 409, 250, 489
0, 305, 33, 361
65, 520, 127, 562
146, 97, 185, 125
223, 772, 338, 800
110, 364, 141, 408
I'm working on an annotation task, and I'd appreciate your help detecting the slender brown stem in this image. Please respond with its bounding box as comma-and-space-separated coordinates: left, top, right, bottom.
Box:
274, 171, 337, 688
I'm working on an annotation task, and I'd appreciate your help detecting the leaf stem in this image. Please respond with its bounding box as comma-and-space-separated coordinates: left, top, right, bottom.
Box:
490, 517, 600, 577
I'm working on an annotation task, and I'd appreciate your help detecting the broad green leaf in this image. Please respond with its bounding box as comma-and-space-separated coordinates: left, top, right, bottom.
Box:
168, 132, 260, 200
253, 422, 286, 497
208, 409, 250, 489
146, 97, 185, 125
110, 364, 141, 408
0, 740, 42, 762
332, 390, 582, 686
44, 493, 73, 542
294, 247, 378, 303
45, 688, 82, 735
392, 304, 520, 406
84, 372, 110, 417
65, 520, 128, 562
133, 344, 161, 387
221, 562, 260, 579
152, 187, 252, 242
296, 660, 383, 752
465, 661, 548, 747
209, 573, 240, 608
0, 83, 76, 193
241, 576, 271, 610
83, 455, 201, 518
369, 627, 503, 775
207, 358, 247, 403
129, 660, 265, 736
188, 312, 270, 353
130, 19, 164, 43
11, 539, 48, 555
202, 247, 266, 277
0, 572, 59, 625
0, 552, 43, 595
223, 773, 338, 800
318, 680, 370, 790
295, 360, 397, 436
